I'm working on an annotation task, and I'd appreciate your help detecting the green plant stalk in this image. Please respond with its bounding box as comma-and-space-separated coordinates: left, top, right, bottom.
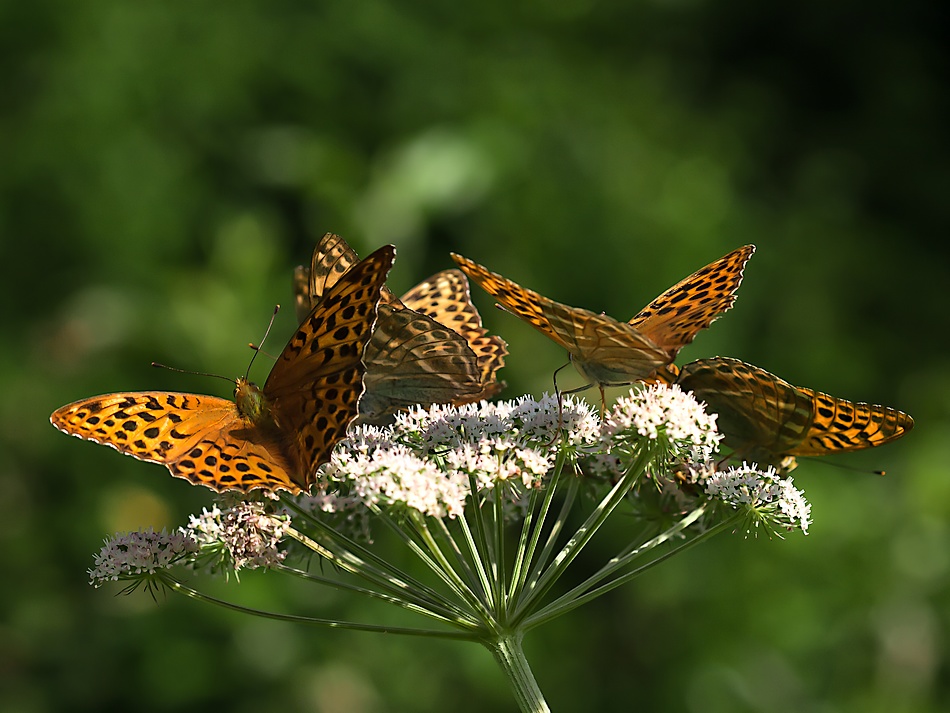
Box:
285, 524, 472, 624
486, 632, 550, 713
163, 576, 478, 641
522, 512, 742, 631
492, 482, 508, 615
454, 501, 497, 608
273, 562, 474, 628
402, 509, 496, 623
282, 498, 453, 612
512, 443, 656, 621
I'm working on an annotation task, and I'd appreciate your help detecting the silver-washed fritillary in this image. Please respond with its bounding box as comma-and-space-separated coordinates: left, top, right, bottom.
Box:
294, 234, 491, 422
450, 247, 754, 406
50, 246, 395, 494
673, 356, 914, 472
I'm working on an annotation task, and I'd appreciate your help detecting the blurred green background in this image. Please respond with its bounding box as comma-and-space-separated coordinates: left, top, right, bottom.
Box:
4, 1, 947, 711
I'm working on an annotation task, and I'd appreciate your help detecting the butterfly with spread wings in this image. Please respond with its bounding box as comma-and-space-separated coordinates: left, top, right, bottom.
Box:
451, 246, 754, 408
51, 246, 396, 493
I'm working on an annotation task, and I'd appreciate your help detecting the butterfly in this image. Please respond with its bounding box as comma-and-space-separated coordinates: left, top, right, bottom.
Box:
50, 245, 396, 494
450, 246, 754, 407
672, 356, 915, 472
294, 234, 504, 422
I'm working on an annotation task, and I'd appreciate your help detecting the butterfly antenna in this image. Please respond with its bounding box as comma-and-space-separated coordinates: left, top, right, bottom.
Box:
812, 458, 887, 477
151, 362, 234, 384
245, 305, 281, 381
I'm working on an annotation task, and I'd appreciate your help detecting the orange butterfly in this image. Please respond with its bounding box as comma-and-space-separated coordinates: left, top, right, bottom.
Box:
295, 234, 505, 421
50, 246, 395, 494
672, 356, 914, 472
451, 246, 753, 407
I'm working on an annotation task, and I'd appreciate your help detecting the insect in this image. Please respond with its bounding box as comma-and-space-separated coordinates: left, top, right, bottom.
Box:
673, 356, 914, 472
50, 245, 395, 494
295, 234, 505, 421
451, 246, 754, 408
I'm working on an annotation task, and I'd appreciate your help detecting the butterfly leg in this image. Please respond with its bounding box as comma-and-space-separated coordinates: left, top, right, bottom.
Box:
550, 378, 596, 447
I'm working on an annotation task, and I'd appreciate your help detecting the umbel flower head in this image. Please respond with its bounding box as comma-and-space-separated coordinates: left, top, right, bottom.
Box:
88, 528, 197, 588
86, 384, 812, 713
90, 384, 811, 583
303, 393, 602, 522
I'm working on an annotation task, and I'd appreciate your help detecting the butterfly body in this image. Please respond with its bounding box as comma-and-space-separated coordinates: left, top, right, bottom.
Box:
51, 246, 396, 493
675, 356, 914, 470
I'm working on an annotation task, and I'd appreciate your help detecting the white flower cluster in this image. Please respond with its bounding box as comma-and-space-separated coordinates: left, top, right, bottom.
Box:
88, 528, 197, 587
185, 502, 290, 570
602, 383, 721, 458
702, 463, 812, 534
316, 395, 601, 519
587, 383, 722, 478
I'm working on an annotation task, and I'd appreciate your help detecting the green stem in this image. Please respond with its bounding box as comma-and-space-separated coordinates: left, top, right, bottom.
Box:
487, 632, 549, 713
282, 499, 451, 611
520, 472, 577, 595
455, 503, 495, 605
521, 512, 742, 631
466, 475, 497, 607
492, 483, 508, 615
285, 526, 471, 624
162, 577, 478, 641
273, 563, 477, 629
512, 443, 654, 621
405, 511, 495, 622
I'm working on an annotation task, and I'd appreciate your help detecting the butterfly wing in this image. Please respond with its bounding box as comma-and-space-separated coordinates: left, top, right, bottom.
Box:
786, 387, 914, 457
451, 253, 668, 387
294, 233, 399, 322
292, 264, 313, 324
401, 269, 508, 402
50, 392, 301, 493
266, 244, 396, 483
629, 245, 755, 356
676, 357, 806, 460
358, 302, 483, 422
677, 357, 914, 466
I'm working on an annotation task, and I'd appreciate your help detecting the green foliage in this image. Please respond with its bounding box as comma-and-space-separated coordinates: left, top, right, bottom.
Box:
4, 1, 945, 711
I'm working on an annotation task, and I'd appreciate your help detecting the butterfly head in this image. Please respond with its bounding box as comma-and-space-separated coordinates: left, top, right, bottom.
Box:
234, 376, 272, 426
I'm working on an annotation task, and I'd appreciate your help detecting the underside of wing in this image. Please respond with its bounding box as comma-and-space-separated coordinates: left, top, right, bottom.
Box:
629, 245, 755, 355
567, 311, 670, 386
451, 252, 668, 388
295, 234, 399, 322
450, 253, 578, 354
675, 357, 808, 458
401, 268, 507, 397
359, 303, 483, 420
292, 264, 314, 324
788, 388, 915, 456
